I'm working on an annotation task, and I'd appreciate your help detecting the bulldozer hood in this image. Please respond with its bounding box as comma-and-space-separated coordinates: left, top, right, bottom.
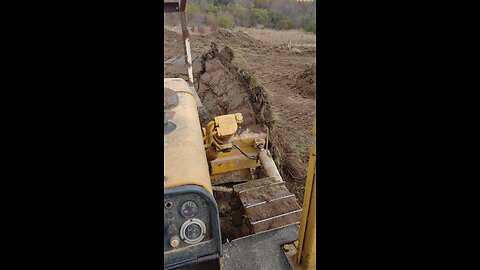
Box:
164, 78, 212, 194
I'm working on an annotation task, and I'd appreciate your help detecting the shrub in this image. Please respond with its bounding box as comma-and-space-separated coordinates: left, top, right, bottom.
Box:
304, 22, 316, 34
251, 8, 268, 25
217, 14, 234, 29
206, 5, 221, 16
276, 17, 294, 30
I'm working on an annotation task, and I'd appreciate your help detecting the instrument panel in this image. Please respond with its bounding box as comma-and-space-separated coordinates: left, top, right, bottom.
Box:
164, 193, 211, 250
163, 185, 222, 270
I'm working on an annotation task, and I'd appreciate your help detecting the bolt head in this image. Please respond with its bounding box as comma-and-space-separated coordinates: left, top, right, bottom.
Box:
235, 113, 244, 123
170, 237, 179, 248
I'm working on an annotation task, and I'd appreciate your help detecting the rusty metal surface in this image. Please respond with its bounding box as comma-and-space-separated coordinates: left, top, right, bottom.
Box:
259, 149, 283, 182
164, 87, 179, 128
222, 224, 299, 270
164, 2, 179, 13
211, 169, 250, 186
163, 0, 185, 13
239, 184, 292, 205
210, 155, 259, 176
248, 204, 302, 233
164, 87, 179, 110
233, 177, 301, 235
233, 177, 277, 193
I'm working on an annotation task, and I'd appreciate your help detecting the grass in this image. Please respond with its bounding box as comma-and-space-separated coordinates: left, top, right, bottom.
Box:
234, 27, 316, 47
165, 25, 316, 47
297, 141, 312, 154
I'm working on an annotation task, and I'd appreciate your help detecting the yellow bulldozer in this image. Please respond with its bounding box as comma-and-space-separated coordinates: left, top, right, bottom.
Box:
163, 1, 316, 269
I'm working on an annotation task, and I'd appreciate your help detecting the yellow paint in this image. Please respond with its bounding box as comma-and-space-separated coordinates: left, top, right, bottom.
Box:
210, 155, 260, 175
209, 137, 260, 175
213, 139, 258, 159
296, 119, 316, 269
208, 124, 266, 176
164, 78, 212, 194
214, 113, 243, 138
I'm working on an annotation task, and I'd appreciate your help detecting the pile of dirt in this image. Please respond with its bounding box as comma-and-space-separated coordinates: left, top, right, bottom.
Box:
293, 63, 316, 99
208, 29, 263, 47
164, 28, 263, 50
164, 29, 180, 41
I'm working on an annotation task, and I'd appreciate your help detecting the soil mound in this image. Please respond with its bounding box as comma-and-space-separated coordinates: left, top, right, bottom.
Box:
164, 29, 180, 41
165, 28, 262, 47
293, 64, 316, 99
208, 29, 263, 47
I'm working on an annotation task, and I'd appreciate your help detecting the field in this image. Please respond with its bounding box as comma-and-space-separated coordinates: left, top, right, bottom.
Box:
164, 27, 316, 201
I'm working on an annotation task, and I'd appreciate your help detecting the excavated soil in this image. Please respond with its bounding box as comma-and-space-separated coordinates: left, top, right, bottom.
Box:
164, 42, 274, 129
164, 28, 316, 201
292, 64, 316, 99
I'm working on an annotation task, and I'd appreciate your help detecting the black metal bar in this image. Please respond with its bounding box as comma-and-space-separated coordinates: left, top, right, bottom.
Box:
163, 0, 186, 13
232, 141, 258, 160
164, 3, 179, 13
165, 258, 196, 270
179, 0, 186, 11
180, 11, 189, 67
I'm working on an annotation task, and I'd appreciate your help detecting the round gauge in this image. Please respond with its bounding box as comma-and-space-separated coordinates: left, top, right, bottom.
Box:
180, 218, 206, 244
180, 200, 198, 218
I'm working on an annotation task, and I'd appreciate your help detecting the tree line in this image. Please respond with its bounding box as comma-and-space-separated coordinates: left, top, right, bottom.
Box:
164, 0, 316, 34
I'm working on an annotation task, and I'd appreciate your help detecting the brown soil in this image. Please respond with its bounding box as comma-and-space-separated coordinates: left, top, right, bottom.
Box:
291, 63, 316, 99
164, 28, 316, 202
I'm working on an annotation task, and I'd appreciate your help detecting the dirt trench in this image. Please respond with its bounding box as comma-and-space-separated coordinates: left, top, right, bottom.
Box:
164, 42, 296, 196
164, 42, 274, 130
